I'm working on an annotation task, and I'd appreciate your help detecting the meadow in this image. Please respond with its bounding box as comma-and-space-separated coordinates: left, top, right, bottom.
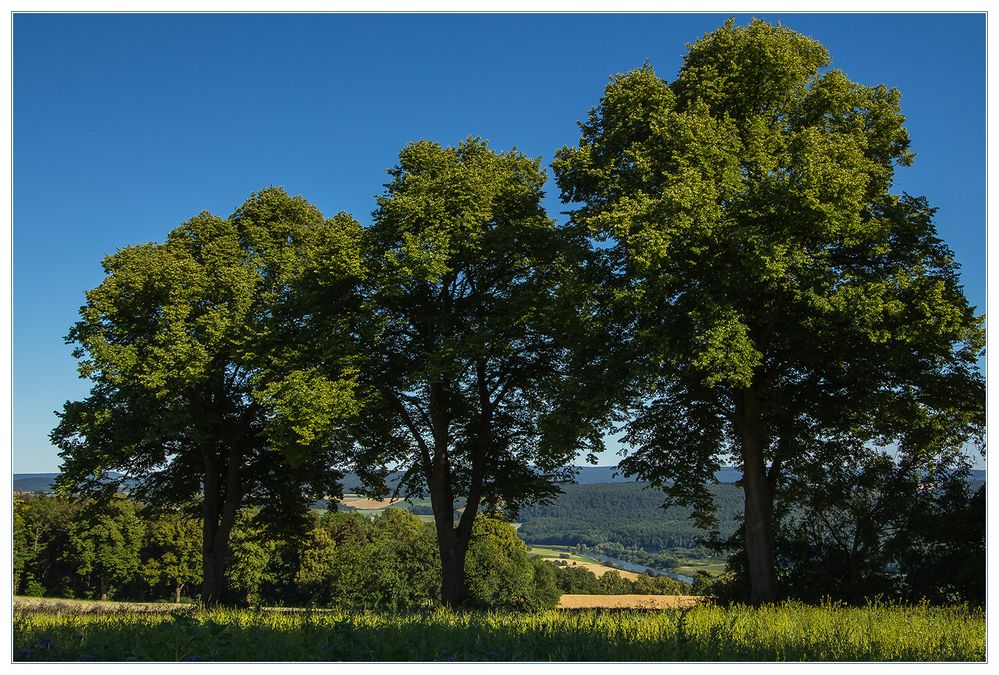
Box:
528, 545, 643, 580
13, 599, 985, 662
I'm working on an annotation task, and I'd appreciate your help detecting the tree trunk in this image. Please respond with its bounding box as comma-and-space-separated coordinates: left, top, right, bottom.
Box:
429, 461, 472, 608
438, 533, 470, 607
201, 447, 241, 606
99, 573, 109, 602
736, 389, 779, 604
425, 372, 494, 610
201, 529, 228, 606
201, 465, 225, 606
175, 581, 183, 604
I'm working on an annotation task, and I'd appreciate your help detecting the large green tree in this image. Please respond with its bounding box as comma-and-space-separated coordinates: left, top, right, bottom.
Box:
52, 188, 361, 604
553, 19, 984, 603
358, 137, 601, 606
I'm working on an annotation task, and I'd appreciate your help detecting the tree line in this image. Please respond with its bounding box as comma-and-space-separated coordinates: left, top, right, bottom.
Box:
13, 494, 567, 610
51, 18, 984, 607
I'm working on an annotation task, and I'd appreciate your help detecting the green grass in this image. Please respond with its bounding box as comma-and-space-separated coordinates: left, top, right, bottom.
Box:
675, 559, 728, 576
13, 600, 984, 662
527, 545, 598, 563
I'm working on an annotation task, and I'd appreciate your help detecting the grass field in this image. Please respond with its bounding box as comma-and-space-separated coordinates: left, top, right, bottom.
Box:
527, 545, 643, 579
526, 545, 594, 561
674, 559, 728, 576
340, 495, 406, 510
13, 598, 985, 661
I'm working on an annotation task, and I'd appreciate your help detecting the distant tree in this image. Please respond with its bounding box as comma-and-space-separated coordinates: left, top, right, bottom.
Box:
464, 513, 537, 610
358, 137, 602, 607
529, 558, 562, 609
294, 524, 340, 605
294, 509, 440, 611
13, 494, 82, 597
555, 565, 602, 595
64, 495, 144, 600
226, 510, 279, 607
13, 494, 32, 593
368, 508, 440, 608
52, 188, 361, 605
599, 570, 632, 594
141, 512, 202, 603
630, 573, 688, 596
553, 18, 984, 603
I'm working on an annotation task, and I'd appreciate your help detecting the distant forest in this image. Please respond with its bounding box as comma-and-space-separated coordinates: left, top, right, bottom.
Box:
517, 482, 743, 553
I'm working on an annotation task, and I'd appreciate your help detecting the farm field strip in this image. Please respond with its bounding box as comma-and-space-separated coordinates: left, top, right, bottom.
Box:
558, 594, 701, 609
527, 546, 644, 580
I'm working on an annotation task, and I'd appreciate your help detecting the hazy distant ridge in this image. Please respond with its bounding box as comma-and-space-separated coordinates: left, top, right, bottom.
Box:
12, 466, 730, 493
14, 466, 985, 494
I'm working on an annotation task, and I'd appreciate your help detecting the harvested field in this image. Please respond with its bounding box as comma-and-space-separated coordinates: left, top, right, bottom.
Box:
15, 594, 701, 614
558, 594, 702, 609
528, 545, 642, 579
570, 562, 642, 580
341, 495, 406, 510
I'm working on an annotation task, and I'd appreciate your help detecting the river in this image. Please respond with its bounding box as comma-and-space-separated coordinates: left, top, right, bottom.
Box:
585, 552, 695, 584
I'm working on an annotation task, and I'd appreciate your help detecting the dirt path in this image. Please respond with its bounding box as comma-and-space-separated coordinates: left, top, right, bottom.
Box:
16, 594, 704, 613
557, 594, 702, 609
14, 596, 185, 613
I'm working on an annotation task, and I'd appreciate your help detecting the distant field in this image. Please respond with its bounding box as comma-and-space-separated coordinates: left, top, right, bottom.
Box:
675, 560, 728, 576
527, 545, 642, 579
341, 495, 406, 510
527, 545, 592, 561
558, 594, 700, 609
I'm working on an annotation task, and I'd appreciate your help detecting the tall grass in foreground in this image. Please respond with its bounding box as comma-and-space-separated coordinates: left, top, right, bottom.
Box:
13, 601, 984, 662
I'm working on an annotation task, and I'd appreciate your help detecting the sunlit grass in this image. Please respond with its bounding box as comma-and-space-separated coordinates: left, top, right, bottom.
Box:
13, 600, 984, 662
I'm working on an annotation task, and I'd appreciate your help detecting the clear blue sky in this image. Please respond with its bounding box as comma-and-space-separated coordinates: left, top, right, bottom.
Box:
13, 13, 986, 473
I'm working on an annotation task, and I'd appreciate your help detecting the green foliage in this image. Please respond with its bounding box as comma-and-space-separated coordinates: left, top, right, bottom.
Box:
527, 557, 561, 610
464, 514, 541, 610
293, 509, 440, 611
550, 563, 689, 596
64, 495, 144, 600
13, 494, 81, 597
358, 136, 603, 605
52, 187, 364, 603
519, 481, 742, 553
141, 512, 202, 602
553, 17, 984, 601
596, 570, 632, 594
225, 510, 279, 606
553, 565, 602, 594
290, 510, 554, 612
362, 136, 599, 504
773, 457, 986, 606
13, 602, 985, 661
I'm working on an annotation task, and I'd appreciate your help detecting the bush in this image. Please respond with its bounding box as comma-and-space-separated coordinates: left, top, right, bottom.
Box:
555, 566, 602, 594
465, 514, 538, 610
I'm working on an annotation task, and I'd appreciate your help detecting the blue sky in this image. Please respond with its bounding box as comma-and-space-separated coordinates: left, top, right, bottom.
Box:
12, 13, 986, 472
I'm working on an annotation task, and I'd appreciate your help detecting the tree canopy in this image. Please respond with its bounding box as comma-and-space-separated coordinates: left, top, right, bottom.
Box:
52, 188, 363, 604
48, 18, 984, 611
553, 18, 984, 603
357, 137, 601, 606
